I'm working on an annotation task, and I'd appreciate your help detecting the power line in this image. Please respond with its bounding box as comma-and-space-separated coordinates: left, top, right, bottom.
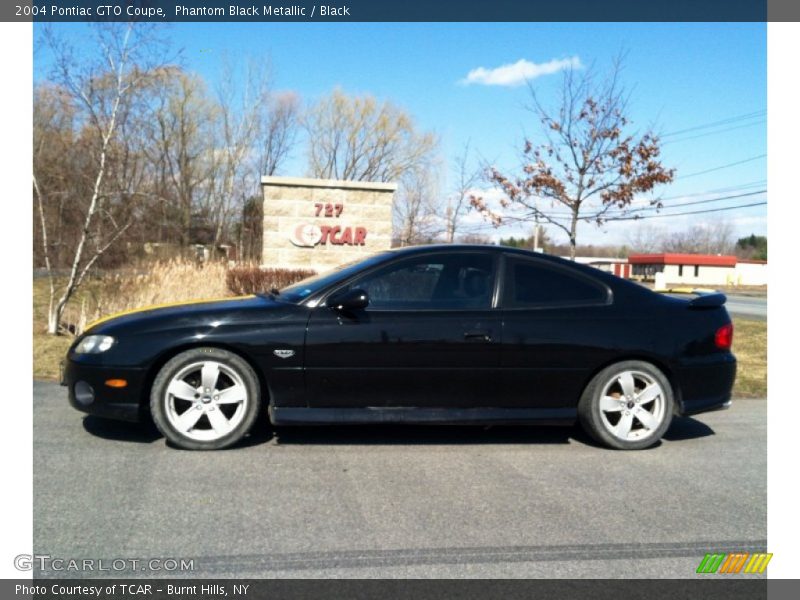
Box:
662, 110, 766, 138
604, 201, 767, 222
591, 189, 766, 219
468, 184, 768, 227
662, 119, 765, 145
615, 181, 766, 210
472, 198, 768, 230
662, 180, 766, 198
512, 190, 767, 221
677, 154, 766, 179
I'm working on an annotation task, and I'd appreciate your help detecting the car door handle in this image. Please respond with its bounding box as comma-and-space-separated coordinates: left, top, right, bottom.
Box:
464, 331, 492, 342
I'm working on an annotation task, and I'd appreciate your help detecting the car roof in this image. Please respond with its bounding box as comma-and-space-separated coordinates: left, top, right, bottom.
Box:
387, 243, 572, 264
385, 244, 657, 301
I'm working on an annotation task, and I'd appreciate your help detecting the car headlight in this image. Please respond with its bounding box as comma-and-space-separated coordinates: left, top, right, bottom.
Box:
74, 335, 116, 354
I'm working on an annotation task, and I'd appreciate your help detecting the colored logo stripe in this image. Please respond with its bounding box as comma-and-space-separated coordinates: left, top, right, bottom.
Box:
697, 553, 726, 573
697, 552, 772, 574
744, 553, 773, 574
719, 552, 749, 574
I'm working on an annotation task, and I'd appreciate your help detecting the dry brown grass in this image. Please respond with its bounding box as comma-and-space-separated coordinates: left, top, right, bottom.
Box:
33, 260, 317, 379
61, 260, 231, 334
732, 318, 767, 397
35, 261, 233, 379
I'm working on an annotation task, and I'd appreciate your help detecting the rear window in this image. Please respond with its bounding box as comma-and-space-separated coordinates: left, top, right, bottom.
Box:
504, 258, 607, 308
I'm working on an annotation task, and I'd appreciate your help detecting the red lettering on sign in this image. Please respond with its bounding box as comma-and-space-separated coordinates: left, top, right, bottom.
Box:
354, 227, 367, 245
319, 225, 332, 244
304, 223, 369, 246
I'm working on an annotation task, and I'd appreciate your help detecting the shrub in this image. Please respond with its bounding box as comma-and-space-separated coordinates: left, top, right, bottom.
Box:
225, 266, 317, 296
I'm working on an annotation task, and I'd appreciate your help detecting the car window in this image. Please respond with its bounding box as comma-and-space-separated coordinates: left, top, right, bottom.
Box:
345, 253, 495, 310
278, 251, 392, 303
504, 257, 607, 308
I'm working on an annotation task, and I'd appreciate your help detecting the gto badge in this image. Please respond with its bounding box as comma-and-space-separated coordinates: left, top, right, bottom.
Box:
273, 349, 295, 359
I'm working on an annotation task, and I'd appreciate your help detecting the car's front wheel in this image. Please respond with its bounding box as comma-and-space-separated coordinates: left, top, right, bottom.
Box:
150, 347, 261, 450
578, 360, 674, 450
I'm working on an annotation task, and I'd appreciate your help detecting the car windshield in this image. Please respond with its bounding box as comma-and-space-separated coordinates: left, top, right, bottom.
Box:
277, 251, 393, 303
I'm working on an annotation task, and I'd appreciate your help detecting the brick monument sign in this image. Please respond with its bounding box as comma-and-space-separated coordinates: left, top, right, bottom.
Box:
261, 176, 396, 272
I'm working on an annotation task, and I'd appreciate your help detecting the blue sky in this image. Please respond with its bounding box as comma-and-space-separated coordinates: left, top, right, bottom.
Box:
34, 22, 767, 247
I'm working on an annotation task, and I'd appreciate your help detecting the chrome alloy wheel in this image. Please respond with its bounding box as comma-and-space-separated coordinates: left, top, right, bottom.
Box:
598, 370, 666, 443
164, 360, 248, 442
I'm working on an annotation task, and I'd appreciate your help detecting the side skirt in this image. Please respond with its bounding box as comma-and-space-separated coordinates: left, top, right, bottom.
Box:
269, 406, 577, 426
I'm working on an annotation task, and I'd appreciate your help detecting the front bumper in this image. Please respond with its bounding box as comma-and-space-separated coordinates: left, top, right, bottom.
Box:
62, 359, 147, 422
675, 353, 737, 416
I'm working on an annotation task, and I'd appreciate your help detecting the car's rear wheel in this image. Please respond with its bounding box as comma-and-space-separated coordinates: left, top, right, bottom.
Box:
578, 360, 674, 450
150, 347, 261, 450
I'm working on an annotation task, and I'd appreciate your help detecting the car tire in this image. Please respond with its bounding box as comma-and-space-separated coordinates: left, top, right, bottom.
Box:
578, 360, 674, 450
150, 347, 261, 450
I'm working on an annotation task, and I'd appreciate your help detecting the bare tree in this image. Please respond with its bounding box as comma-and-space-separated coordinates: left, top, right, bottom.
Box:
626, 223, 666, 253
471, 58, 675, 260
33, 83, 77, 271
662, 221, 735, 255
393, 166, 443, 247
145, 67, 217, 247
305, 88, 438, 182
260, 91, 300, 176
445, 141, 481, 243
36, 23, 170, 334
208, 58, 271, 250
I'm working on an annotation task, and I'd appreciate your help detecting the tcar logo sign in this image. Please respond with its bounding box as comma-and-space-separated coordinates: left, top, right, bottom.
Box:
288, 202, 369, 247
289, 223, 368, 247
290, 224, 323, 247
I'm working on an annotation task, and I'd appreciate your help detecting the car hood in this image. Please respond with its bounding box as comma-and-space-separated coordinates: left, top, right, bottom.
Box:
84, 294, 286, 335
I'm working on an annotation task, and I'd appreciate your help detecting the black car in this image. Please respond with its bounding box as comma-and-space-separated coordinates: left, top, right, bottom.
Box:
62, 245, 736, 450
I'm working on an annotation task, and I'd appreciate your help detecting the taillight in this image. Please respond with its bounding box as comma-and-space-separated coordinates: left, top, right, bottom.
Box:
715, 323, 733, 350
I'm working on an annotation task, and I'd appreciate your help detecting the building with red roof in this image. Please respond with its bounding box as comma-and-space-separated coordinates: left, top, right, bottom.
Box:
627, 253, 767, 286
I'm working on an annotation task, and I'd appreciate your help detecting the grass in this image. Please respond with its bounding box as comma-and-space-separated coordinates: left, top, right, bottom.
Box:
32, 275, 768, 398
731, 318, 767, 398
33, 278, 80, 380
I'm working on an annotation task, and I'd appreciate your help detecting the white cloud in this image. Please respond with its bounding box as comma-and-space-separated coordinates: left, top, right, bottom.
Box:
461, 56, 581, 87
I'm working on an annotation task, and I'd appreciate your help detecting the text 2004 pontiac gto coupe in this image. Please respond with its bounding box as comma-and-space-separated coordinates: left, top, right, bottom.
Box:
63, 245, 736, 450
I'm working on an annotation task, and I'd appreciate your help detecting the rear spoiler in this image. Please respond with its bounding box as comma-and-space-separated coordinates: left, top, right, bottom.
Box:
687, 292, 727, 309
655, 287, 727, 309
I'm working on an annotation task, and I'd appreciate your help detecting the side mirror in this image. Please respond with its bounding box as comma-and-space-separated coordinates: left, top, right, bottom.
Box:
328, 288, 369, 311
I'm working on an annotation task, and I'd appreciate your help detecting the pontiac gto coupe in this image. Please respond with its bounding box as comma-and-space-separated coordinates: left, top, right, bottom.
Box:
63, 245, 736, 450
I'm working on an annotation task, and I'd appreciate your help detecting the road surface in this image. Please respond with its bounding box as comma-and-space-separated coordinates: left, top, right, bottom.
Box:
726, 295, 767, 321
33, 381, 766, 578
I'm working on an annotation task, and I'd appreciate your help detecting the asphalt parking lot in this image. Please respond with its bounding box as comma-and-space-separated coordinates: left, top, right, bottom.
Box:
33, 381, 766, 578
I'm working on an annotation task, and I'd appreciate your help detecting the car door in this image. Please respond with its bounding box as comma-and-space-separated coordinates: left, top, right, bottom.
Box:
498, 254, 615, 410
304, 250, 502, 408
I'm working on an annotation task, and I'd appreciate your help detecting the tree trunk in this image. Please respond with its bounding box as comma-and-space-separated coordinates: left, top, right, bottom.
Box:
34, 175, 58, 334
569, 212, 579, 261
445, 204, 455, 243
